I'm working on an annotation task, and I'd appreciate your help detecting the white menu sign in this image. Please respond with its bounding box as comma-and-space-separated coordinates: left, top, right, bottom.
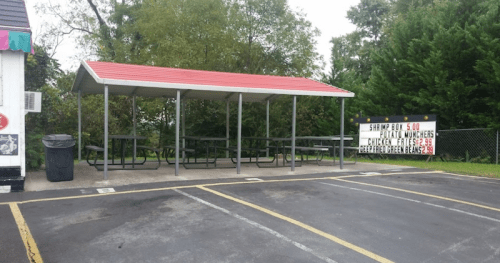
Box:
359, 121, 436, 155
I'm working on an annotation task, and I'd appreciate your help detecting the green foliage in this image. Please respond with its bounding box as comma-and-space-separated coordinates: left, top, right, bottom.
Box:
25, 133, 44, 171
347, 0, 390, 42
25, 45, 60, 91
326, 0, 500, 131
369, 0, 500, 129
25, 44, 62, 170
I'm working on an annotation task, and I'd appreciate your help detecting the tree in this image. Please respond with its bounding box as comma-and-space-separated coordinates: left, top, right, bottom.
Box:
230, 0, 322, 76
465, 0, 500, 130
131, 0, 237, 70
347, 0, 390, 43
30, 0, 328, 162
368, 0, 500, 129
25, 44, 62, 170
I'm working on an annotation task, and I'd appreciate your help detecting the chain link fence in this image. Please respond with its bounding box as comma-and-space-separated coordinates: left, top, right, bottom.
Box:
350, 128, 499, 164
436, 129, 498, 164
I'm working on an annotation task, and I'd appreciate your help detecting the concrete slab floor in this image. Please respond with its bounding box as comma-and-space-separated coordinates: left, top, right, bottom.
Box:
25, 159, 410, 192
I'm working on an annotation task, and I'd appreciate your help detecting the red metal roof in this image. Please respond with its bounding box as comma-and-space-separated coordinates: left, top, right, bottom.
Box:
86, 61, 351, 95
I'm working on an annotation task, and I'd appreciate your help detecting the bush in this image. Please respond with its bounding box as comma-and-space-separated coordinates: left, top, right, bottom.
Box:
26, 132, 44, 170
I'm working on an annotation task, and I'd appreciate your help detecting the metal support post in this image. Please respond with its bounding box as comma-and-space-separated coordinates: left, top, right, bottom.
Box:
175, 90, 181, 176
496, 130, 499, 165
237, 93, 242, 174
133, 95, 137, 167
182, 101, 186, 160
226, 100, 230, 158
104, 85, 109, 180
291, 96, 296, 171
78, 89, 82, 162
340, 98, 345, 169
266, 99, 270, 158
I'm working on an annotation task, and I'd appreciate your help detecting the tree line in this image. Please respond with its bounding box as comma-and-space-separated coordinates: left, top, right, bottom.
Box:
25, 0, 500, 169
326, 0, 500, 131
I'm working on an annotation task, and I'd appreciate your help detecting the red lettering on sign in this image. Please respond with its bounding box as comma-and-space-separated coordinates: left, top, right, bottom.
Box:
0, 113, 8, 131
407, 123, 420, 131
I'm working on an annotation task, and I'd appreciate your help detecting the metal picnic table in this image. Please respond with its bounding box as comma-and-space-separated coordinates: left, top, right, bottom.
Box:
295, 136, 354, 165
109, 135, 148, 168
239, 137, 295, 168
94, 135, 160, 171
182, 136, 232, 169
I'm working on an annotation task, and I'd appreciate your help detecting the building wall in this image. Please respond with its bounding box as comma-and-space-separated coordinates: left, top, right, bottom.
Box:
0, 50, 25, 177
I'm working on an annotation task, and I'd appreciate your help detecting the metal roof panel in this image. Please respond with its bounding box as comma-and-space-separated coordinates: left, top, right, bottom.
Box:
72, 61, 355, 101
0, 0, 30, 31
75, 61, 354, 99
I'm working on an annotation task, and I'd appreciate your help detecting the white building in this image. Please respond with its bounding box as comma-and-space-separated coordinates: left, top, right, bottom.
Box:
0, 0, 33, 191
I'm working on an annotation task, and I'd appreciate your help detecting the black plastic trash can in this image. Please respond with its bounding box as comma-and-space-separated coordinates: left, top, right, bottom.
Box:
42, 134, 76, 182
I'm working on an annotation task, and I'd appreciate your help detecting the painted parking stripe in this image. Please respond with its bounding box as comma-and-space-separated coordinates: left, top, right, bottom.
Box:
96, 188, 115, 194
0, 171, 436, 206
432, 175, 500, 186
318, 182, 500, 224
174, 189, 337, 263
440, 171, 500, 180
0, 185, 11, 193
331, 178, 500, 213
197, 185, 394, 263
9, 203, 43, 263
360, 172, 382, 176
0, 176, 357, 206
377, 171, 500, 185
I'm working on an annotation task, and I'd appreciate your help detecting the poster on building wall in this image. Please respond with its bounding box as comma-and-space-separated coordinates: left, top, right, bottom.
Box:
354, 115, 436, 155
0, 113, 8, 131
0, 134, 18, 155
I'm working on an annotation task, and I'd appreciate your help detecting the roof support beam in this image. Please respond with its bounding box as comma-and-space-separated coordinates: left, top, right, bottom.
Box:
130, 86, 139, 96
225, 92, 236, 100
237, 93, 242, 174
226, 100, 230, 158
340, 98, 345, 169
78, 89, 82, 162
175, 90, 181, 176
104, 85, 109, 180
182, 100, 186, 161
264, 94, 279, 102
132, 95, 137, 168
181, 89, 191, 99
291, 95, 296, 172
266, 99, 270, 158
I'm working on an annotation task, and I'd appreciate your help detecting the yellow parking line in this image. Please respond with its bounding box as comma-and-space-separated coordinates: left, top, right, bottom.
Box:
0, 176, 358, 206
331, 178, 500, 213
197, 185, 394, 263
0, 186, 190, 206
0, 171, 433, 206
325, 171, 441, 180
439, 172, 500, 181
9, 203, 43, 263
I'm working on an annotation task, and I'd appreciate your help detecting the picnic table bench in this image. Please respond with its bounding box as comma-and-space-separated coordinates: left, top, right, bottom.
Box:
334, 146, 358, 164
163, 146, 195, 165
85, 145, 105, 166
217, 146, 272, 164
283, 145, 330, 166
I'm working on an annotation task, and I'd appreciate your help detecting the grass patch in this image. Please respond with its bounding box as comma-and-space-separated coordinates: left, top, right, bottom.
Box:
355, 158, 500, 178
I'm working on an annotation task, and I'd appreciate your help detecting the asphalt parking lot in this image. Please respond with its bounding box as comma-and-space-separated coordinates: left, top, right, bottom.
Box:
2, 167, 500, 263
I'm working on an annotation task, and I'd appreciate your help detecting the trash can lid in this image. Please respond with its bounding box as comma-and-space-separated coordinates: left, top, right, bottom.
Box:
43, 134, 75, 141
42, 134, 75, 148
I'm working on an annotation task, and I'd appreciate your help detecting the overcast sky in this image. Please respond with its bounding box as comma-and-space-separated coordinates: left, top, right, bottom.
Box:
25, 0, 360, 73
